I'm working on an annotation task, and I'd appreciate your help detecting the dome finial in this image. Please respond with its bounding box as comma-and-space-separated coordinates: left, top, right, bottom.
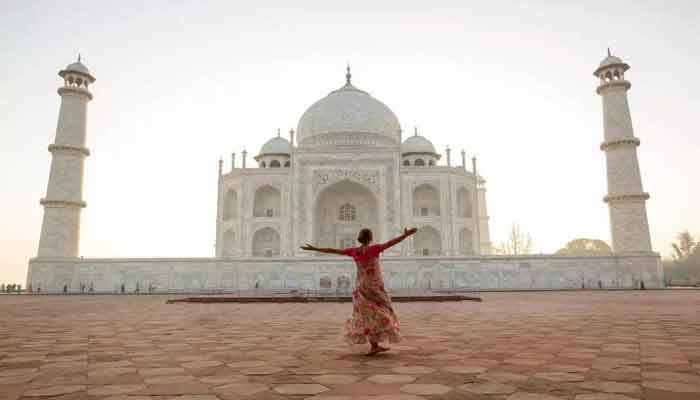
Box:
78, 53, 81, 63
607, 47, 611, 57
414, 126, 418, 136
345, 62, 351, 85
277, 128, 280, 137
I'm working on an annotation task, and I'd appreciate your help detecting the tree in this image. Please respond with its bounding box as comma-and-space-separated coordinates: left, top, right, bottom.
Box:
672, 231, 697, 262
555, 238, 612, 256
667, 231, 700, 285
499, 224, 533, 255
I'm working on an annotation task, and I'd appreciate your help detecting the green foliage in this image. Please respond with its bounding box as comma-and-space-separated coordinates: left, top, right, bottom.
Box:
555, 238, 612, 256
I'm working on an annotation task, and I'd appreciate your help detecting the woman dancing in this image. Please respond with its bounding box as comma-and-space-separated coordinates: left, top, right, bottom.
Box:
301, 227, 417, 355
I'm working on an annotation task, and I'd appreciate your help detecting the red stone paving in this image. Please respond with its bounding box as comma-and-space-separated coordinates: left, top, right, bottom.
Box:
1, 291, 699, 399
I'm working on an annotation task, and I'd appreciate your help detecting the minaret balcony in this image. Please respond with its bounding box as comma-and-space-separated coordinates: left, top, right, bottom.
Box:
596, 79, 631, 94
57, 86, 93, 100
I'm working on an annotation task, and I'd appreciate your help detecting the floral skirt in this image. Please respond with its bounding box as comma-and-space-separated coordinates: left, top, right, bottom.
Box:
344, 284, 402, 345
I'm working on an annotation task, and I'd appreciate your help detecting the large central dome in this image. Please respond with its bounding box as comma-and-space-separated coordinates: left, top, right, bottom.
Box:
296, 69, 401, 147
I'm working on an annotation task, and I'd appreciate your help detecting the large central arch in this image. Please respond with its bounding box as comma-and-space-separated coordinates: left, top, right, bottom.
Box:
313, 179, 378, 249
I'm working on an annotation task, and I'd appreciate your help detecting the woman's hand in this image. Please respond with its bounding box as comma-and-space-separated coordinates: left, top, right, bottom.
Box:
300, 244, 316, 251
404, 227, 417, 236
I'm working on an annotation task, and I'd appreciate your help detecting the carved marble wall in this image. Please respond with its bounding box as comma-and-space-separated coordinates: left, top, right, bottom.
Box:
217, 148, 489, 258
27, 253, 664, 293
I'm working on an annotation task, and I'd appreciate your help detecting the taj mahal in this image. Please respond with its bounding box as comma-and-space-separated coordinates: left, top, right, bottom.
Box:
216, 67, 490, 260
27, 52, 664, 293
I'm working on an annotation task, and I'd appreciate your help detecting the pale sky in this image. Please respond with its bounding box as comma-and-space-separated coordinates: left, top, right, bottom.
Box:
2, 0, 699, 284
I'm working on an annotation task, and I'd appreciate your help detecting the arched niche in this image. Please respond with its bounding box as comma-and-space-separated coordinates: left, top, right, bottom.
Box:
252, 227, 280, 257
414, 226, 442, 256
314, 179, 378, 249
413, 183, 440, 217
223, 189, 238, 220
459, 227, 473, 255
457, 187, 472, 218
253, 185, 281, 217
223, 230, 236, 256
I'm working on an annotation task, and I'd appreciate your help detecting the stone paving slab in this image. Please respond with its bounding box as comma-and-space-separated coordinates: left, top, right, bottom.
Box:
1, 291, 699, 399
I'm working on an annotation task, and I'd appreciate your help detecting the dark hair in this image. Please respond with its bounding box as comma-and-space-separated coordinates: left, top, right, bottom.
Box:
357, 228, 373, 245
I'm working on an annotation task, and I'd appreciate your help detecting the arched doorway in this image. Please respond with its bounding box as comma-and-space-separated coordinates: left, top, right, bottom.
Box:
313, 179, 378, 249
223, 189, 238, 220
459, 228, 473, 255
413, 184, 440, 217
457, 187, 472, 218
223, 230, 236, 256
252, 227, 280, 257
414, 226, 442, 256
253, 185, 281, 218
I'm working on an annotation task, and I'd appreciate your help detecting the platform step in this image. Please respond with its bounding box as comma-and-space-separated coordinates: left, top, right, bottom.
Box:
166, 294, 481, 304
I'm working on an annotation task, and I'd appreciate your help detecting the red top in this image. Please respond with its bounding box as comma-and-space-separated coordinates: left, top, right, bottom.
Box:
343, 244, 384, 263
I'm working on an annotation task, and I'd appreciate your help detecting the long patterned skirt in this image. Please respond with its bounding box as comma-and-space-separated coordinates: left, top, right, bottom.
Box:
344, 278, 402, 345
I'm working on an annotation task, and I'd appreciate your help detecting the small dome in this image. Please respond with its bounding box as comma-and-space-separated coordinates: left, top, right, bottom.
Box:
59, 58, 96, 82
65, 61, 91, 74
594, 51, 630, 77
259, 136, 291, 156
599, 55, 623, 67
402, 134, 436, 155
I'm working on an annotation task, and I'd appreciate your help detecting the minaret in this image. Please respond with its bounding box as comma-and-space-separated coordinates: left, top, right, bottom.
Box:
36, 57, 95, 258
594, 50, 652, 253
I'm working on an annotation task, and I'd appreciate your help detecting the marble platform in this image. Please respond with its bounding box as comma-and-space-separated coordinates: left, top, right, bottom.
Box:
27, 253, 664, 294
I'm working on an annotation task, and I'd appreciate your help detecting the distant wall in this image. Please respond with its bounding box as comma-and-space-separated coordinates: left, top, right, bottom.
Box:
27, 254, 663, 293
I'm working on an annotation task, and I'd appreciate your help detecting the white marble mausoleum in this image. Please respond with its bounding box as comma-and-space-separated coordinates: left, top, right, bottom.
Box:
217, 67, 490, 260
27, 54, 664, 293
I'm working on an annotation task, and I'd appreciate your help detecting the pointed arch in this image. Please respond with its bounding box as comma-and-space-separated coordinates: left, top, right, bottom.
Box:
457, 187, 472, 218
223, 189, 238, 220
253, 185, 281, 217
459, 227, 473, 255
414, 226, 442, 256
314, 179, 378, 249
413, 183, 440, 217
252, 227, 280, 257
223, 230, 236, 256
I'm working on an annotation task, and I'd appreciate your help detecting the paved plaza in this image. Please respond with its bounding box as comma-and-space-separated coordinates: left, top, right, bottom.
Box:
1, 291, 699, 400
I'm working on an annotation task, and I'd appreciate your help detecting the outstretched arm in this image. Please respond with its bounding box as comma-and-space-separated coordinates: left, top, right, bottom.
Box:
300, 244, 346, 256
381, 227, 418, 251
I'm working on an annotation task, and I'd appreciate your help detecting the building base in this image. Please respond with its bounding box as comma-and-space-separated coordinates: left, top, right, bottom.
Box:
27, 254, 664, 294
